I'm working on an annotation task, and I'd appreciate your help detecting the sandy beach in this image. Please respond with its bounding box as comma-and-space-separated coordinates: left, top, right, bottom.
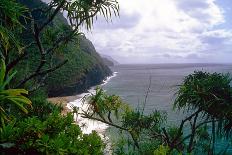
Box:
47, 95, 79, 115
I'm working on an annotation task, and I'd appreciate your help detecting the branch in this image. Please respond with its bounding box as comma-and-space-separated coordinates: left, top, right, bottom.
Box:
16, 60, 68, 88
173, 109, 201, 143
6, 52, 27, 73
162, 128, 171, 145
81, 110, 141, 150
28, 74, 48, 93
46, 7, 101, 55
6, 42, 35, 73
187, 112, 199, 153
38, 0, 65, 32
176, 119, 220, 147
150, 132, 166, 142
142, 76, 152, 115
28, 12, 47, 78
80, 111, 128, 131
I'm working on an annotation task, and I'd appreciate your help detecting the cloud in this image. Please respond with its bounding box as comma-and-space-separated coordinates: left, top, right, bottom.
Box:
85, 0, 232, 63
92, 12, 141, 30
201, 29, 232, 45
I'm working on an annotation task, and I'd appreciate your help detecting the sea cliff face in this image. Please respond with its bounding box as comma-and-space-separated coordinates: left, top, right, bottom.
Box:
47, 36, 112, 97
48, 64, 111, 97
17, 0, 112, 97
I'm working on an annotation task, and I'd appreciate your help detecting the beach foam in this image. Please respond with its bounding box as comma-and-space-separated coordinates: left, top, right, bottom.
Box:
102, 72, 118, 86
66, 72, 117, 154
66, 72, 117, 134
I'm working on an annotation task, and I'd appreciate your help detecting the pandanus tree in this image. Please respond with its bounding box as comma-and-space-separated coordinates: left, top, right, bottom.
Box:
81, 72, 232, 154
175, 71, 232, 130
174, 71, 232, 153
0, 59, 31, 128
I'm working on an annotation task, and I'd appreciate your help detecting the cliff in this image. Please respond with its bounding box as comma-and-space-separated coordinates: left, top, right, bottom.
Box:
47, 35, 112, 97
101, 54, 119, 66
17, 0, 112, 97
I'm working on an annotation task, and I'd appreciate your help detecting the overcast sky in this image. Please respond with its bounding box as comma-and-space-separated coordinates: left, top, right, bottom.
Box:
84, 0, 232, 64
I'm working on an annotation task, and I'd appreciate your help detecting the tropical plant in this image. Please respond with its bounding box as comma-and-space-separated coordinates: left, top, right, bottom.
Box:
82, 72, 232, 154
0, 59, 31, 127
81, 87, 166, 154
0, 112, 104, 154
0, 0, 119, 154
0, 0, 28, 54
174, 71, 232, 120
173, 71, 232, 154
0, 0, 119, 92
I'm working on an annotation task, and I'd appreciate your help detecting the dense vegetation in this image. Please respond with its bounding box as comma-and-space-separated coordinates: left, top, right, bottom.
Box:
0, 0, 118, 154
13, 0, 112, 97
1, 0, 232, 155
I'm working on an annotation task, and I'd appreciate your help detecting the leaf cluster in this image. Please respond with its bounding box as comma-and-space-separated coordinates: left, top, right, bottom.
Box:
0, 59, 31, 127
175, 71, 232, 120
0, 112, 104, 154
0, 0, 28, 53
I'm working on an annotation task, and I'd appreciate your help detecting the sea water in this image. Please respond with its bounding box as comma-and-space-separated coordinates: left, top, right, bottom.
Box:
67, 63, 232, 154
102, 63, 232, 153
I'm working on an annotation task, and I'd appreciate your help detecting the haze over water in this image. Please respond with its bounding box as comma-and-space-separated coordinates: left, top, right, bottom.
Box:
103, 63, 232, 124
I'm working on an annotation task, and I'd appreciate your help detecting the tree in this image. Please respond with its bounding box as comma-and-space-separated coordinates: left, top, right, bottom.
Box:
0, 1, 119, 153
174, 71, 232, 154
0, 0, 119, 91
79, 71, 232, 154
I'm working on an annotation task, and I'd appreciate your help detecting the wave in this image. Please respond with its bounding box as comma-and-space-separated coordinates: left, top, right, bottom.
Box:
102, 72, 118, 86
66, 72, 118, 134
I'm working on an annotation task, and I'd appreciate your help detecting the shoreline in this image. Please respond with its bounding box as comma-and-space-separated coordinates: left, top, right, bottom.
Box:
48, 72, 118, 129
48, 72, 117, 154
47, 72, 118, 115
47, 95, 79, 115
66, 71, 118, 133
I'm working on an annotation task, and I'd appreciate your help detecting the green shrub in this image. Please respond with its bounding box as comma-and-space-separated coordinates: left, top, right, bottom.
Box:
0, 112, 104, 154
0, 59, 31, 127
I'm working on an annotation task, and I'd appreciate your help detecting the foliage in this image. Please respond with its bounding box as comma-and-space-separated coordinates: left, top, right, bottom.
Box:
83, 73, 232, 154
28, 97, 63, 121
49, 0, 119, 30
0, 112, 104, 154
175, 71, 232, 113
8, 0, 112, 96
0, 0, 28, 53
0, 0, 118, 154
174, 71, 232, 131
81, 88, 167, 154
153, 145, 170, 155
86, 87, 130, 121
0, 59, 31, 127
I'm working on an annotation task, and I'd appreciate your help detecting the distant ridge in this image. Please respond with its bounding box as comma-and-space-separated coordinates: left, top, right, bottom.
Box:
101, 54, 119, 66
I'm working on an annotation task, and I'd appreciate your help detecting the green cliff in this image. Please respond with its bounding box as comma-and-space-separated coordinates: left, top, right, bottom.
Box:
16, 0, 112, 97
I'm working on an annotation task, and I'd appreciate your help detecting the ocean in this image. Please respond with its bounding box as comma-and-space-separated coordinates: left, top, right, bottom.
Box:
103, 64, 232, 123
68, 63, 232, 154
102, 63, 232, 153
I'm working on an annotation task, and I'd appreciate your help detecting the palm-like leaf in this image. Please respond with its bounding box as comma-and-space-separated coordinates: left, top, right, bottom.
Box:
0, 0, 28, 53
49, 0, 119, 30
0, 59, 31, 127
174, 71, 232, 132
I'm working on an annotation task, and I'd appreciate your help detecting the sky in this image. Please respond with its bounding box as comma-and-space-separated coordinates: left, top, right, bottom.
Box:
84, 0, 232, 64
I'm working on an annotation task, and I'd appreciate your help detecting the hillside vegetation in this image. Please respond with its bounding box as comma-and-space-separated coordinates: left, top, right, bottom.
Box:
0, 0, 118, 154
15, 0, 112, 97
1, 0, 232, 154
